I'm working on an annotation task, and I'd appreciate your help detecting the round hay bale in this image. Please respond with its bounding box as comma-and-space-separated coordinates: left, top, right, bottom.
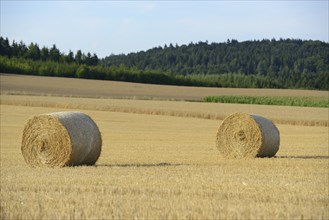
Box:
216, 112, 280, 158
21, 111, 102, 167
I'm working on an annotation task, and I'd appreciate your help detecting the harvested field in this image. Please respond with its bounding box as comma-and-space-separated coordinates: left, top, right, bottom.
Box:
1, 73, 328, 100
1, 94, 328, 126
0, 75, 328, 219
1, 102, 328, 219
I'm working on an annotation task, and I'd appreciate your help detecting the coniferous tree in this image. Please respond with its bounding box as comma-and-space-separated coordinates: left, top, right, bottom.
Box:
26, 43, 40, 60
17, 41, 28, 57
67, 50, 75, 63
49, 44, 60, 62
0, 37, 11, 57
1, 36, 328, 90
40, 46, 49, 61
75, 50, 82, 64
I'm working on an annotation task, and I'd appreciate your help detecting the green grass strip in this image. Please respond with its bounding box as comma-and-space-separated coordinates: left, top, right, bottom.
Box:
203, 96, 329, 108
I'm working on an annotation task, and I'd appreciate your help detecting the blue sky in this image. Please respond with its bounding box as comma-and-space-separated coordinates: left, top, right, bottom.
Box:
1, 1, 328, 58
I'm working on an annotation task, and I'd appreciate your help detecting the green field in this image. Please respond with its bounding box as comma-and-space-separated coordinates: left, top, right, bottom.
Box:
203, 95, 329, 108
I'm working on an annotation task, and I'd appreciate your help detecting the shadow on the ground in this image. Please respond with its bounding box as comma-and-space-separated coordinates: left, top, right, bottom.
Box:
275, 155, 329, 159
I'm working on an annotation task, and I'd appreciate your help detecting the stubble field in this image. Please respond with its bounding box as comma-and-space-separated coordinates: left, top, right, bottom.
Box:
0, 74, 328, 219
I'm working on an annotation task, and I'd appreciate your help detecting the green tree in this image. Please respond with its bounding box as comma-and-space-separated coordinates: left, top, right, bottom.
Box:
0, 37, 11, 57
75, 50, 82, 64
76, 65, 89, 78
67, 50, 75, 63
49, 44, 60, 62
90, 53, 99, 66
26, 43, 40, 60
256, 61, 267, 75
18, 41, 28, 57
40, 46, 49, 61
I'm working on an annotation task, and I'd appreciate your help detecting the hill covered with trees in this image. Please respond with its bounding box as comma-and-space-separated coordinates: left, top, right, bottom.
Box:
1, 37, 328, 90
102, 39, 329, 90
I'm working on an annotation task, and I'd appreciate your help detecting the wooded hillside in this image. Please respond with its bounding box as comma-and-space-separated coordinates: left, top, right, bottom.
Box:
1, 37, 328, 90
102, 39, 329, 89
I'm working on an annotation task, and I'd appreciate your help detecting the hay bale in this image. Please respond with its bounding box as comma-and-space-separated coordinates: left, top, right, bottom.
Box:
216, 112, 280, 158
21, 111, 102, 167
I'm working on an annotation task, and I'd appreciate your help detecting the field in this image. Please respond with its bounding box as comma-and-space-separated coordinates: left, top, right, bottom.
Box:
203, 95, 329, 108
1, 73, 328, 100
1, 74, 328, 219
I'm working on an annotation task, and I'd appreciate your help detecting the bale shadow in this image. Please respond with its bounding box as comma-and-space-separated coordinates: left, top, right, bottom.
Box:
275, 155, 329, 159
96, 162, 186, 168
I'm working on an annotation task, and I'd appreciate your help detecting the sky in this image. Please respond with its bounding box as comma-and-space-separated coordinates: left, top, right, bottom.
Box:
1, 1, 328, 58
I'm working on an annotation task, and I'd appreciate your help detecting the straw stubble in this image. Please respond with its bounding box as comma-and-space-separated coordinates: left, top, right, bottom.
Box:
21, 112, 102, 167
216, 112, 280, 158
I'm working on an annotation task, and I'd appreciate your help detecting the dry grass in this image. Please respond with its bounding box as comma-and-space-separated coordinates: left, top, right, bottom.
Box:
216, 113, 280, 158
1, 101, 328, 219
1, 75, 328, 219
1, 73, 328, 101
1, 94, 328, 127
21, 112, 102, 167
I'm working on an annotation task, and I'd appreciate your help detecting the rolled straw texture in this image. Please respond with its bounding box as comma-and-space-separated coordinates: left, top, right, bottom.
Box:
216, 112, 280, 158
21, 112, 102, 167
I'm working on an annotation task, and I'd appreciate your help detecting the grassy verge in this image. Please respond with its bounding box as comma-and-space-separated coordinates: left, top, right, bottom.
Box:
203, 95, 329, 108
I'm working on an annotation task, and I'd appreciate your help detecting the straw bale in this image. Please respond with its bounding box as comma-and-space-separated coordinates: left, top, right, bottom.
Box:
21, 112, 102, 167
216, 112, 280, 158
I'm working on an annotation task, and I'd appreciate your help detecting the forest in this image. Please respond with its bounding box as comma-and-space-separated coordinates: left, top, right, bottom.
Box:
0, 36, 328, 90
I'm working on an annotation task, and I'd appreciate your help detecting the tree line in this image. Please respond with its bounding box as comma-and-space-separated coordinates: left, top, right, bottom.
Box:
102, 39, 329, 90
0, 55, 282, 89
1, 36, 328, 90
0, 37, 99, 65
